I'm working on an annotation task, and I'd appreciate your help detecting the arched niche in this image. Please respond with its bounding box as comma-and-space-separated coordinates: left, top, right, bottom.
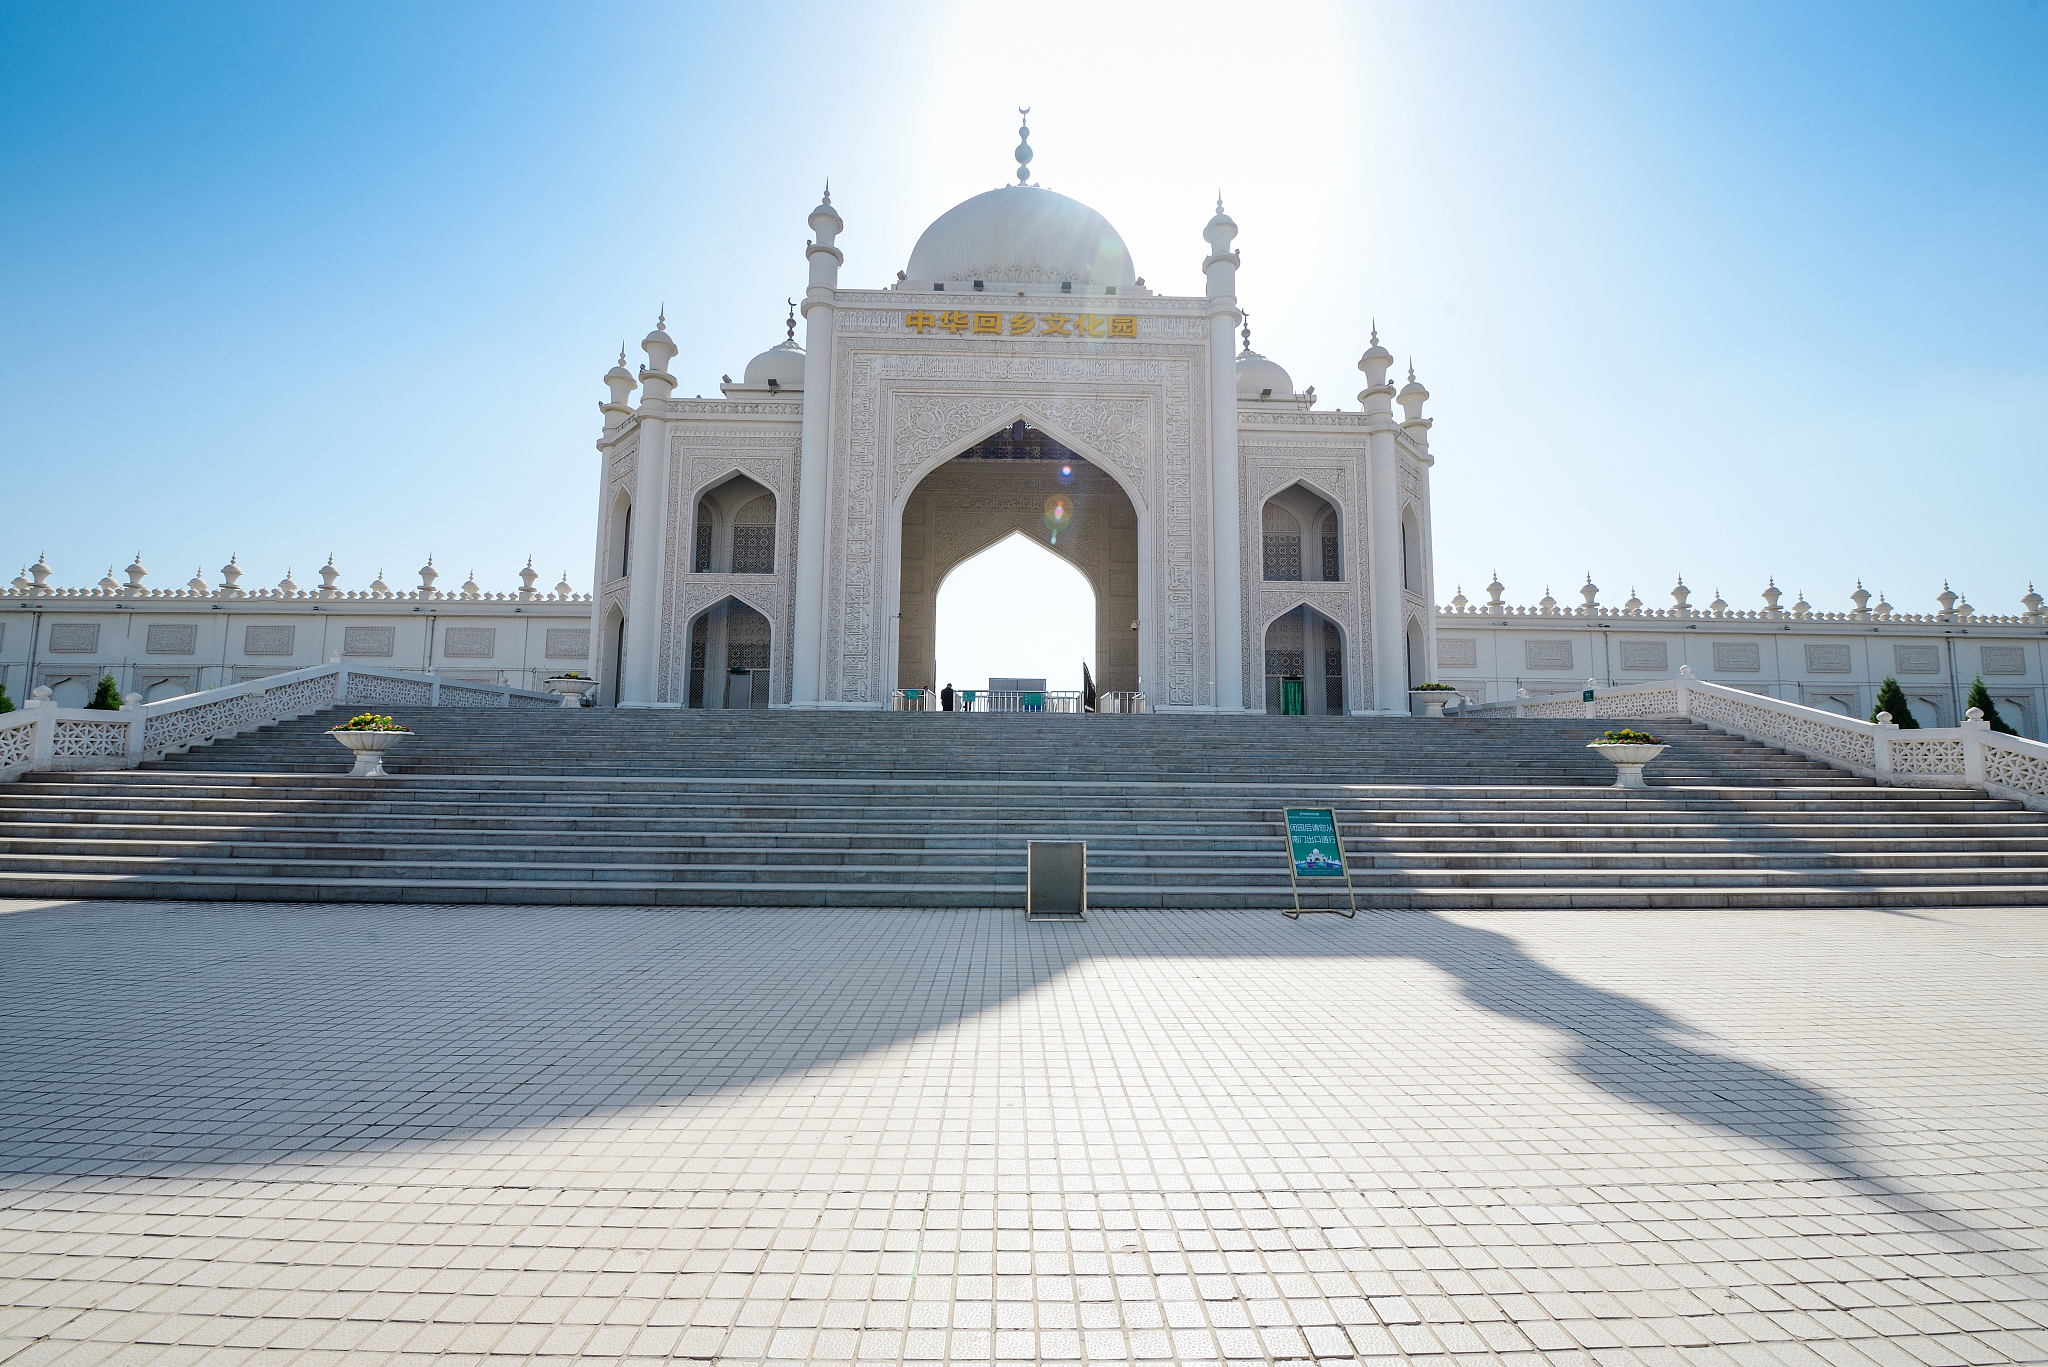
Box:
605, 490, 632, 583
692, 473, 777, 574
895, 421, 1141, 695
599, 606, 624, 708
1400, 505, 1424, 593
1405, 615, 1428, 690
1261, 604, 1347, 715
931, 531, 1097, 694
685, 595, 773, 709
1260, 483, 1342, 583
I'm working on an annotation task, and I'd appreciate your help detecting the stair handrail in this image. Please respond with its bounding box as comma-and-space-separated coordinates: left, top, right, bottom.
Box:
1474, 667, 2048, 811
0, 663, 559, 782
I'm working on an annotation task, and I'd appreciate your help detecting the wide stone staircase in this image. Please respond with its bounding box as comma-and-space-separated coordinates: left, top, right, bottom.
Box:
0, 707, 2043, 909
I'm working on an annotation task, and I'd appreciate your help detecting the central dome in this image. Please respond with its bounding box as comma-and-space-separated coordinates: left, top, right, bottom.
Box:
904, 186, 1137, 293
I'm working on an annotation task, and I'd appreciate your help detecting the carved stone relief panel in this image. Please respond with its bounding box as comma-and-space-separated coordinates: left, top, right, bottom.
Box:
243, 625, 294, 657
1803, 643, 1852, 675
1619, 640, 1668, 672
341, 626, 395, 658
1525, 639, 1575, 671
145, 624, 198, 656
1713, 641, 1762, 673
46, 623, 100, 654
1437, 637, 1479, 669
1980, 645, 2025, 676
545, 628, 592, 660
1893, 644, 1940, 675
441, 627, 496, 659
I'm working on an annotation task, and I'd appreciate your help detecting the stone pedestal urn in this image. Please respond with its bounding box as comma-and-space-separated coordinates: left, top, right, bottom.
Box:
330, 728, 409, 777
1590, 742, 1667, 789
1410, 689, 1453, 719
546, 676, 597, 708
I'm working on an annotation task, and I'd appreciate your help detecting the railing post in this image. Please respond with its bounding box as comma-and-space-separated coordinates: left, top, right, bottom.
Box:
27, 689, 56, 769
122, 694, 146, 765
429, 673, 442, 707
1872, 713, 1897, 780
1961, 709, 1989, 787
334, 659, 350, 707
1675, 665, 1693, 719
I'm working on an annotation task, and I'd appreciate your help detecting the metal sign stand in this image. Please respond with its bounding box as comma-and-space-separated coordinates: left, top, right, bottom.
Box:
1282, 807, 1358, 919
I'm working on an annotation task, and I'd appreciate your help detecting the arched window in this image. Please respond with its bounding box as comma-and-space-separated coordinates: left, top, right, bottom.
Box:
1401, 506, 1424, 594
693, 474, 777, 574
1261, 484, 1341, 582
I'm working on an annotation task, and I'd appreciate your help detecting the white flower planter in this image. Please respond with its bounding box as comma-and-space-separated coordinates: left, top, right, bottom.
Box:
331, 728, 410, 777
1589, 742, 1667, 789
1410, 689, 1454, 719
546, 677, 597, 708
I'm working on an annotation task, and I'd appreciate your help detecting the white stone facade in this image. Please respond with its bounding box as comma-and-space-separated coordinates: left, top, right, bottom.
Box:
592, 132, 1437, 713
1433, 578, 2048, 737
0, 557, 592, 708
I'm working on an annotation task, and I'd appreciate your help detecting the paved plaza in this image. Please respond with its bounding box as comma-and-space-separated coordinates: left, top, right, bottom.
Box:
1, 901, 2044, 1366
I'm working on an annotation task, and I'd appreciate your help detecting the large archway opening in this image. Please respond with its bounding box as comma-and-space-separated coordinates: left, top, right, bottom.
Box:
897, 421, 1140, 697
933, 533, 1096, 695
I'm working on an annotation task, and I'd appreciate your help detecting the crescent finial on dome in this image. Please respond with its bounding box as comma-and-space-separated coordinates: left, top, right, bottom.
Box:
1014, 108, 1033, 183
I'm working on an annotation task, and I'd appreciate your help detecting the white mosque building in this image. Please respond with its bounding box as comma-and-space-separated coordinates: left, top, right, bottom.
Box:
5, 120, 2044, 732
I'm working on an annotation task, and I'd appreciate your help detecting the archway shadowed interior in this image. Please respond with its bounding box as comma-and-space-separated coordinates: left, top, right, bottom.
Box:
896, 422, 1139, 694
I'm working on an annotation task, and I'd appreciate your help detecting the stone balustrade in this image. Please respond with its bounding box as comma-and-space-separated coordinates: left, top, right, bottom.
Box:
0, 663, 556, 783
1486, 667, 2048, 812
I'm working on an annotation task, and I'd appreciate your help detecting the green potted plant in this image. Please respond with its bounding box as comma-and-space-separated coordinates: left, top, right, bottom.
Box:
328, 712, 412, 776
1587, 728, 1667, 789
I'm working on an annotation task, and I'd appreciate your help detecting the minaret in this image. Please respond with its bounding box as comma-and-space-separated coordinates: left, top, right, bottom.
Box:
1203, 196, 1245, 710
791, 183, 845, 705
600, 346, 637, 431
1358, 325, 1404, 710
619, 311, 677, 704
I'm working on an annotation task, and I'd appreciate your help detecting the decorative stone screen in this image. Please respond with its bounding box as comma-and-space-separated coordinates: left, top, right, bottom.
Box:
1262, 536, 1301, 582
1524, 639, 1573, 671
1894, 644, 1940, 675
731, 527, 775, 574
342, 626, 395, 658
441, 627, 496, 658
1804, 643, 1851, 675
1619, 641, 1667, 672
243, 625, 294, 656
1712, 642, 1760, 673
145, 625, 197, 656
1980, 646, 2025, 676
545, 629, 591, 660
47, 624, 99, 654
694, 520, 712, 573
1436, 637, 1478, 669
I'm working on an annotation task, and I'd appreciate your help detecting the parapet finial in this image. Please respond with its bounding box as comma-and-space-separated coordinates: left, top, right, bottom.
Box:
1370, 319, 1379, 345
1216, 191, 1224, 214
617, 342, 626, 366
822, 179, 831, 205
656, 304, 666, 330
1407, 358, 1415, 382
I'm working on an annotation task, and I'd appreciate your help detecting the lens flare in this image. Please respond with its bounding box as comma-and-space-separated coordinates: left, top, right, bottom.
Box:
1057, 462, 1075, 484
1043, 494, 1072, 545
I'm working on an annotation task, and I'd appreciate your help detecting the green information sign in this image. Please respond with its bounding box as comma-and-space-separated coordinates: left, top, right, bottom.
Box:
1282, 807, 1357, 918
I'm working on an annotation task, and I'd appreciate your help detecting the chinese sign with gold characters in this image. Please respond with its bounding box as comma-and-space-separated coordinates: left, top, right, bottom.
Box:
903, 310, 1138, 339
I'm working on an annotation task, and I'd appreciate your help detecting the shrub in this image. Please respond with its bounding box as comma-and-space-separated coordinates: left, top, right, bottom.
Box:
1592, 729, 1661, 745
1411, 682, 1457, 691
85, 673, 124, 711
331, 713, 410, 732
1966, 677, 2018, 736
0, 680, 12, 714
1871, 677, 1918, 729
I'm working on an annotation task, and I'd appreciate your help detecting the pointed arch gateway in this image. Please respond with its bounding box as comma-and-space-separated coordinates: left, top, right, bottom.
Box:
684, 592, 775, 709
1260, 601, 1348, 715
893, 417, 1144, 698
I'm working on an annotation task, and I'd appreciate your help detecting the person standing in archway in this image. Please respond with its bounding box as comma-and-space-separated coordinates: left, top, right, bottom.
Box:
941, 682, 955, 712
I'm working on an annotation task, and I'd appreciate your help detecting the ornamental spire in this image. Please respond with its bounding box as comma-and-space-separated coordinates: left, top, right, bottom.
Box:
786, 298, 797, 343
1239, 308, 1251, 354
1014, 108, 1033, 184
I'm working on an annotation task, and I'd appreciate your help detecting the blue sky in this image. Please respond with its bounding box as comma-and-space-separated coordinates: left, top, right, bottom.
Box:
3, 2, 2043, 636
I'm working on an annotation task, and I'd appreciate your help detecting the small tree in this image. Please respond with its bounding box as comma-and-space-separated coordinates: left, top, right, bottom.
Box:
85, 673, 124, 711
1872, 676, 1918, 729
0, 680, 13, 714
1966, 677, 2019, 736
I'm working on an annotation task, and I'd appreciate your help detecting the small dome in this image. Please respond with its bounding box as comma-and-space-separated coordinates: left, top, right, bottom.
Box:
742, 339, 805, 390
1236, 349, 1294, 400
905, 185, 1137, 292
